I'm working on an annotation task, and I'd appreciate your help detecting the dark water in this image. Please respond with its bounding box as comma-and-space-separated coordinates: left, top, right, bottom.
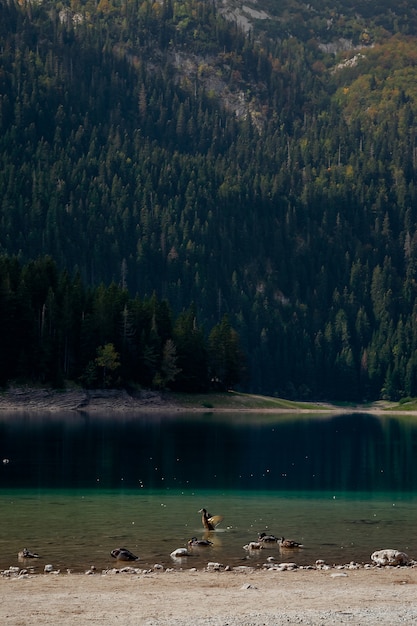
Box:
0, 411, 416, 572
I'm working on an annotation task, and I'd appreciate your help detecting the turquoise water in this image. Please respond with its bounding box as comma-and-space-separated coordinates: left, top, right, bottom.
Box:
0, 411, 416, 572
0, 488, 416, 573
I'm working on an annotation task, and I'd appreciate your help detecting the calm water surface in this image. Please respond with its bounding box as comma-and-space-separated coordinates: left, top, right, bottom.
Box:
0, 410, 416, 572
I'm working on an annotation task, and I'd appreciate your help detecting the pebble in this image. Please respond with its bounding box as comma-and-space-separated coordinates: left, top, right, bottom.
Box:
119, 566, 140, 574
206, 562, 224, 571
232, 566, 255, 573
240, 583, 257, 590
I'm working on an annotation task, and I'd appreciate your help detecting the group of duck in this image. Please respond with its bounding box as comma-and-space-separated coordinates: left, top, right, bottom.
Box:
201, 507, 303, 550
112, 507, 304, 562
172, 508, 303, 562
17, 507, 304, 565
244, 532, 303, 552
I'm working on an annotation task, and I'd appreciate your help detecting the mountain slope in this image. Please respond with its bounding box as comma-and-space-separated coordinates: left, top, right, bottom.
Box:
1, 0, 417, 401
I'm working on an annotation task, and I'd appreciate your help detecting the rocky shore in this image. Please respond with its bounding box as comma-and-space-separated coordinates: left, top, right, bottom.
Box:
0, 387, 179, 413
0, 386, 408, 415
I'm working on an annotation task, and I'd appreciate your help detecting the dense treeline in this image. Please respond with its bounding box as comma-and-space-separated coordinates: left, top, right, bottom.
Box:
1, 0, 417, 401
0, 255, 245, 391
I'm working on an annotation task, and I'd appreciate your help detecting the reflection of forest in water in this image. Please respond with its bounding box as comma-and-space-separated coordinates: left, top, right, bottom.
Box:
0, 412, 417, 572
1, 412, 416, 492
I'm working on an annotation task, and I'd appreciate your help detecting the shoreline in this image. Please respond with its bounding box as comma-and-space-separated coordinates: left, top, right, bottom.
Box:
2, 567, 417, 625
0, 386, 413, 416
2, 391, 417, 623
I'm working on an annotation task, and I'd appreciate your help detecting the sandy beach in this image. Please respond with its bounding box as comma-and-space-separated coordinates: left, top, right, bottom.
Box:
2, 567, 417, 625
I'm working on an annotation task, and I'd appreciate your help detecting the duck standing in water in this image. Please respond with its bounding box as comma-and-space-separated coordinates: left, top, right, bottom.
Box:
199, 508, 223, 531
110, 547, 139, 561
278, 537, 304, 549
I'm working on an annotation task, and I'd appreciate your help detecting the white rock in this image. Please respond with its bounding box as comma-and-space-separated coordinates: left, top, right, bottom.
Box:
278, 562, 297, 570
371, 549, 409, 566
119, 566, 139, 574
232, 566, 255, 573
2, 569, 16, 577
206, 561, 224, 571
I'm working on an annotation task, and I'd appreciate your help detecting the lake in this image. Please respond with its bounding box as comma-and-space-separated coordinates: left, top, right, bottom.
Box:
0, 410, 416, 572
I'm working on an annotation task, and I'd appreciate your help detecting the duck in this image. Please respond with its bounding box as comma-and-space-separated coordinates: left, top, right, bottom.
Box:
188, 537, 213, 548
278, 537, 304, 549
199, 508, 223, 531
110, 547, 139, 561
243, 541, 263, 551
18, 548, 40, 559
258, 532, 278, 544
170, 547, 191, 558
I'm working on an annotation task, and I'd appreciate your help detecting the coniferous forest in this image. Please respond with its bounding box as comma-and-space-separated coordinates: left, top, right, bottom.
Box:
1, 0, 417, 401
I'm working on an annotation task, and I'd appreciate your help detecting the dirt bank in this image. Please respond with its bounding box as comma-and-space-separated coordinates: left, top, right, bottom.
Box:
0, 386, 408, 416
0, 387, 178, 413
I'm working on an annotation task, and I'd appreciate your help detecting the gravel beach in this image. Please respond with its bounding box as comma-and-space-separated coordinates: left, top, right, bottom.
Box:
2, 567, 417, 625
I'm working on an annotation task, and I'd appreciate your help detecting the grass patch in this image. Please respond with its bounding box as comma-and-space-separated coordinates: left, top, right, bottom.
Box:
388, 398, 417, 411
169, 391, 333, 411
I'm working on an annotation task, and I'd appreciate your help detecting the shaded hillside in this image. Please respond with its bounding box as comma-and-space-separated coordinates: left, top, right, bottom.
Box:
1, 0, 417, 401
220, 0, 417, 42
